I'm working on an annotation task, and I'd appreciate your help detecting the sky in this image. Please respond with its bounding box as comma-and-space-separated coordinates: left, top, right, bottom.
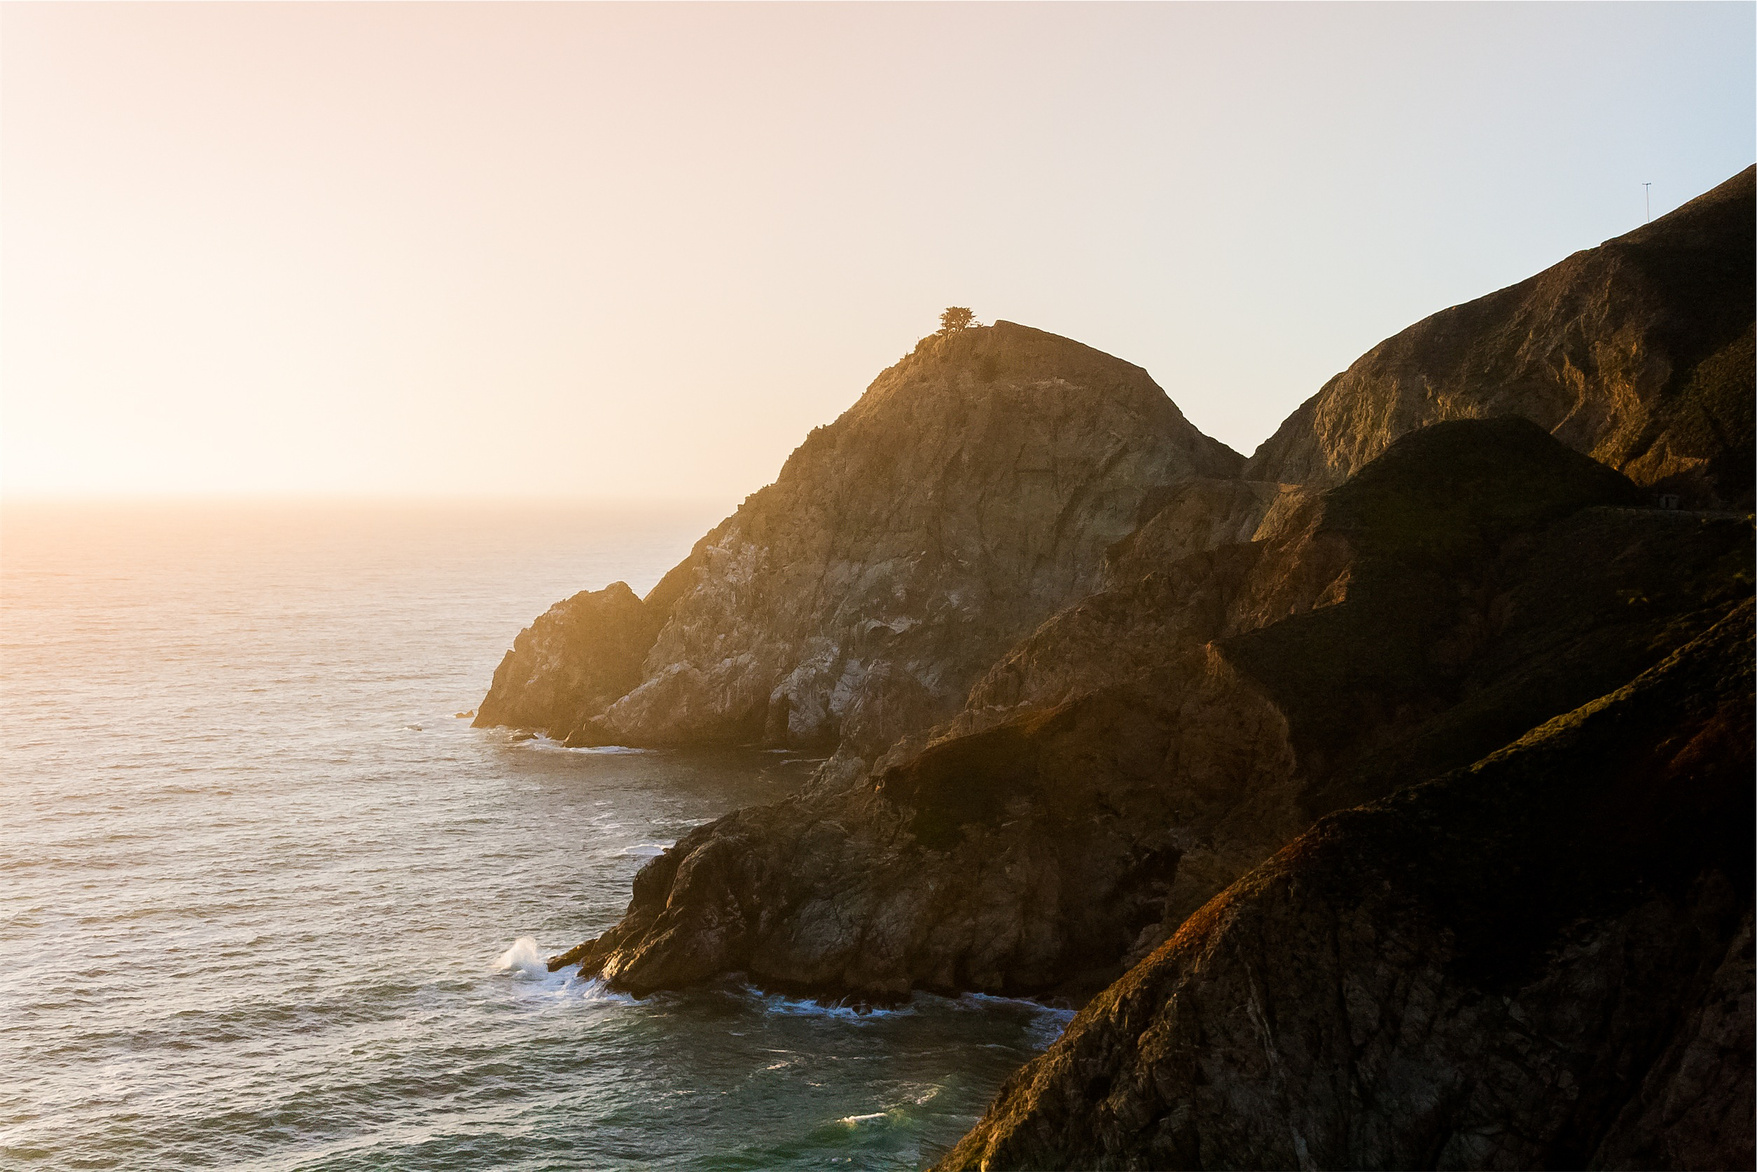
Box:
3, 2, 1752, 505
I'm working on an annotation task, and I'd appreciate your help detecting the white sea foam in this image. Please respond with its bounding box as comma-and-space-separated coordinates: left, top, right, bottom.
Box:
901, 1082, 943, 1106
525, 735, 653, 755
838, 1111, 887, 1126
494, 936, 547, 977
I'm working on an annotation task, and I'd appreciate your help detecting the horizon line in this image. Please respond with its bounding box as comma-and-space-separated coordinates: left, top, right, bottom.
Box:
0, 491, 741, 509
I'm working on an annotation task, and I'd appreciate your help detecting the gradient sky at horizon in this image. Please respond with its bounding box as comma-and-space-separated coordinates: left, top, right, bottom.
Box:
3, 2, 1752, 506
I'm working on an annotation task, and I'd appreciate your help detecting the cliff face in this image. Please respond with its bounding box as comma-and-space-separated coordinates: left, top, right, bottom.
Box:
548, 421, 1753, 1007
1248, 166, 1755, 507
937, 602, 1754, 1172
504, 167, 1754, 1168
483, 169, 1751, 757
476, 321, 1240, 755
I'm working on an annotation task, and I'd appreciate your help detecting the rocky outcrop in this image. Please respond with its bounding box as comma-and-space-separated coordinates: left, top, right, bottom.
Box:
936, 602, 1754, 1171
478, 321, 1241, 754
484, 170, 1752, 756
510, 167, 1755, 1168
549, 421, 1753, 1007
472, 582, 665, 743
1248, 165, 1755, 507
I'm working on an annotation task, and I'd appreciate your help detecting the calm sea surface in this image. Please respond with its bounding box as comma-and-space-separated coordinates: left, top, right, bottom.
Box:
0, 502, 1068, 1171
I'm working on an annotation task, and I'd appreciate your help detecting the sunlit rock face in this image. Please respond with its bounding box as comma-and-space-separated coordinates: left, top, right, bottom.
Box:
478, 320, 1242, 754
472, 582, 662, 744
1249, 165, 1755, 508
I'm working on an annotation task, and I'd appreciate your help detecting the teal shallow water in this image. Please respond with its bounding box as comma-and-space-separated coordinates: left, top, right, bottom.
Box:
0, 503, 1068, 1170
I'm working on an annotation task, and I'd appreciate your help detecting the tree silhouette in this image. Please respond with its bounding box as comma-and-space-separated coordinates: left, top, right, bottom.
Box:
939, 306, 977, 334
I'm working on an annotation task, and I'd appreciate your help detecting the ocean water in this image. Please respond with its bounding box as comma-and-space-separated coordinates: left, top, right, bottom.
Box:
0, 502, 1069, 1171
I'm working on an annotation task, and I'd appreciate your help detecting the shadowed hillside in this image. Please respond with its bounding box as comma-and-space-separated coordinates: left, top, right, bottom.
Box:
938, 601, 1753, 1171
547, 421, 1751, 1009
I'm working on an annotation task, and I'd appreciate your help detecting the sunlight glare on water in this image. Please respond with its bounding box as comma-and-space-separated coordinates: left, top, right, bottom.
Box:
0, 502, 1070, 1170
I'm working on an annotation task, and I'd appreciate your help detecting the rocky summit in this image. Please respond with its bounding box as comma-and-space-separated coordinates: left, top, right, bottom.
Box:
476, 321, 1239, 757
488, 166, 1755, 1169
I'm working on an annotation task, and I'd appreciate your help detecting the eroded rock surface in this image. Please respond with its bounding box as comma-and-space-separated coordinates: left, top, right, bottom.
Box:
1249, 165, 1755, 507
936, 603, 1755, 1172
478, 321, 1241, 754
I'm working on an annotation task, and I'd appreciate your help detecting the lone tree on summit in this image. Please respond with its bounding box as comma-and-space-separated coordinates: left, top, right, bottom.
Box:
939, 306, 977, 334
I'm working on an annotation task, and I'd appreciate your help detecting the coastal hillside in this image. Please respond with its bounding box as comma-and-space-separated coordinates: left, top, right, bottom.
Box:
1248, 165, 1755, 507
479, 169, 1752, 763
476, 321, 1240, 756
549, 420, 1751, 1003
520, 166, 1754, 1167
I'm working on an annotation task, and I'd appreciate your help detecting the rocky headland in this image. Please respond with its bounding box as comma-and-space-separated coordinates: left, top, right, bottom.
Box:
478, 320, 1239, 758
545, 418, 1751, 1010
480, 166, 1755, 1167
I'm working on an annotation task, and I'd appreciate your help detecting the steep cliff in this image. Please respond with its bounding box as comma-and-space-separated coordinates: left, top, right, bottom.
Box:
484, 168, 1752, 761
549, 421, 1752, 1006
477, 321, 1240, 754
937, 602, 1754, 1171
1248, 165, 1755, 507
507, 167, 1755, 1168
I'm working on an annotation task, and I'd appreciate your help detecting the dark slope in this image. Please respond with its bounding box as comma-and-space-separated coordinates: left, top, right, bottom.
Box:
1247, 166, 1755, 507
937, 602, 1754, 1171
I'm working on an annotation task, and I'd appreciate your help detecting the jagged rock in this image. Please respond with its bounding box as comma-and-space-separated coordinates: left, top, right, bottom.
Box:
478, 321, 1241, 754
550, 421, 1752, 1004
1249, 166, 1755, 507
471, 582, 663, 745
935, 603, 1755, 1171
485, 171, 1752, 757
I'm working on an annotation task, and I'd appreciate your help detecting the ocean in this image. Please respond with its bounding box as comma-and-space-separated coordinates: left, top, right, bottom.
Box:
0, 501, 1069, 1170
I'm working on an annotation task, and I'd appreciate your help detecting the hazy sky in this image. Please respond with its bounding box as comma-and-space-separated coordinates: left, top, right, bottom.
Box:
3, 3, 1752, 504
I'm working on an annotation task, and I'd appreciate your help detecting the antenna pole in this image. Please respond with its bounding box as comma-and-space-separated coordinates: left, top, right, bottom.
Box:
1643, 182, 1652, 224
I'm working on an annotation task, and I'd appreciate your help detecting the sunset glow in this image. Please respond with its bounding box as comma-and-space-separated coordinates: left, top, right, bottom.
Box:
4, 3, 1751, 502
6, 6, 1754, 1169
